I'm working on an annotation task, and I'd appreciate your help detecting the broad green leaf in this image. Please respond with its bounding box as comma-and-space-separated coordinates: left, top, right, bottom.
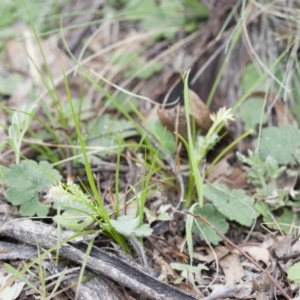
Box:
87, 114, 136, 157
192, 204, 229, 245
110, 215, 152, 237
204, 183, 258, 226
135, 62, 162, 79
290, 73, 300, 126
0, 4, 14, 27
0, 75, 21, 96
117, 216, 140, 234
134, 223, 153, 237
0, 164, 7, 182
0, 0, 53, 26
4, 160, 61, 216
106, 93, 138, 113
153, 121, 176, 154
291, 100, 300, 126
262, 208, 299, 235
110, 50, 139, 68
0, 0, 61, 32
288, 262, 300, 283
0, 27, 16, 38
110, 50, 162, 79
61, 98, 93, 126
257, 125, 300, 165
241, 63, 265, 92
125, 61, 162, 79
121, 0, 208, 40
254, 201, 269, 217
236, 97, 267, 132
145, 113, 176, 155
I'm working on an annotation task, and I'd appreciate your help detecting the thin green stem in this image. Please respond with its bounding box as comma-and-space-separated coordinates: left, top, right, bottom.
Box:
183, 70, 204, 207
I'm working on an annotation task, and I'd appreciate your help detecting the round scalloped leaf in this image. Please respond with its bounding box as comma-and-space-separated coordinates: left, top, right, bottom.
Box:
204, 183, 258, 227
288, 262, 300, 284
236, 97, 267, 132
192, 204, 229, 245
257, 125, 300, 165
4, 160, 61, 217
111, 215, 152, 237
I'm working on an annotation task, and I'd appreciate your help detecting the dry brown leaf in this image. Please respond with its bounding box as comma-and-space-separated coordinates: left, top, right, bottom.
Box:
206, 284, 237, 300
234, 244, 270, 266
273, 235, 294, 258
6, 39, 29, 74
153, 250, 176, 282
291, 237, 300, 253
189, 90, 213, 132
253, 273, 270, 293
219, 253, 244, 285
157, 89, 212, 138
231, 281, 253, 298
207, 155, 233, 182
255, 292, 269, 300
273, 99, 298, 128
207, 154, 247, 189
170, 281, 203, 298
193, 246, 229, 263
7, 26, 73, 88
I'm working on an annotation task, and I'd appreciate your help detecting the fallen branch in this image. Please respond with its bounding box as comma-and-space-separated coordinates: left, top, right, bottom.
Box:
0, 219, 197, 300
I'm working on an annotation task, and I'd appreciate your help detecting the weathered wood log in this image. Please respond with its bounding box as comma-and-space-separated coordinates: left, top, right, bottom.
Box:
0, 219, 197, 300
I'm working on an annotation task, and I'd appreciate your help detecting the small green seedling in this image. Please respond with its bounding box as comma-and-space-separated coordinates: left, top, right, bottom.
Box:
237, 150, 286, 197
49, 182, 96, 232
6, 104, 36, 164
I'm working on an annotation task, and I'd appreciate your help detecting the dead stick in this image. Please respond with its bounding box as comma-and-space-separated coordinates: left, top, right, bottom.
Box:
187, 211, 291, 300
